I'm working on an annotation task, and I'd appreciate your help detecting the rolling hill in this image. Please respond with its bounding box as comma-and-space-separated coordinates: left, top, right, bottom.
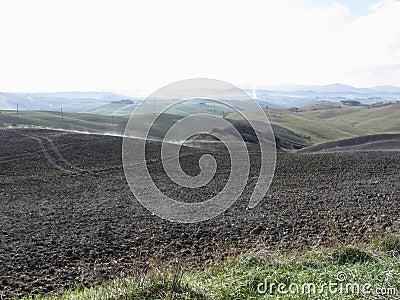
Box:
2, 83, 400, 115
0, 92, 139, 113
229, 101, 400, 144
2, 98, 400, 148
0, 109, 309, 150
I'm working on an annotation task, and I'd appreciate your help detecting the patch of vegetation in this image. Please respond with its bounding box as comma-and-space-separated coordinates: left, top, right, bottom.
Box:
332, 246, 374, 264
21, 235, 400, 300
374, 234, 400, 255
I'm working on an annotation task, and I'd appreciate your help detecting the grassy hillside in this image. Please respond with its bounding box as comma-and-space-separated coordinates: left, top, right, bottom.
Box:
23, 235, 400, 300
84, 100, 237, 116
4, 100, 398, 146
0, 110, 129, 134
304, 103, 400, 134
229, 108, 358, 144
0, 110, 309, 149
229, 102, 400, 144
85, 103, 137, 116
299, 100, 341, 111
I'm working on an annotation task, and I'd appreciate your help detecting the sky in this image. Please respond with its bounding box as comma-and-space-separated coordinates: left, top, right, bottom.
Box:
0, 0, 400, 93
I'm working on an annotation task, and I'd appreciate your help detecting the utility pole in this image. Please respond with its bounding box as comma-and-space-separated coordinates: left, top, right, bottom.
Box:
213, 103, 216, 116
61, 106, 64, 125
340, 101, 343, 123
153, 98, 156, 116
340, 101, 348, 152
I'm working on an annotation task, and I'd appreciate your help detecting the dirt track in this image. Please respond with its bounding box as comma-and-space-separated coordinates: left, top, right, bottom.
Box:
1, 128, 400, 298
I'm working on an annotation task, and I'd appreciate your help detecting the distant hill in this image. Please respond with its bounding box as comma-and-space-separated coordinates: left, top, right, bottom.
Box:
229, 101, 400, 144
0, 92, 139, 113
298, 101, 341, 111
3, 98, 399, 149
2, 83, 400, 112
370, 85, 400, 93
1, 86, 400, 148
0, 91, 269, 116
263, 83, 400, 94
0, 110, 309, 150
246, 84, 400, 108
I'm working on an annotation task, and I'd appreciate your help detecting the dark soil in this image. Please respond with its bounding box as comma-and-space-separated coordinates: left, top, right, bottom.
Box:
1, 128, 400, 298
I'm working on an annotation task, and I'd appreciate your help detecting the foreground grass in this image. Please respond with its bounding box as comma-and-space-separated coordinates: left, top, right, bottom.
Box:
22, 235, 400, 299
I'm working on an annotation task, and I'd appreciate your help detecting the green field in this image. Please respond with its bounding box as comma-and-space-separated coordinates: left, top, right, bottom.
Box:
0, 109, 310, 149
0, 110, 129, 134
229, 101, 400, 144
83, 100, 237, 117
23, 235, 400, 300
3, 100, 400, 147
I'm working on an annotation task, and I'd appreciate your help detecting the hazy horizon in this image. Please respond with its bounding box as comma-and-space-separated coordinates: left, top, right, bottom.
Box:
2, 82, 400, 96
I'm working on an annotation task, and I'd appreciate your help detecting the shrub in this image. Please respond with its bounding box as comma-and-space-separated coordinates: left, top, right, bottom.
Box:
332, 246, 374, 264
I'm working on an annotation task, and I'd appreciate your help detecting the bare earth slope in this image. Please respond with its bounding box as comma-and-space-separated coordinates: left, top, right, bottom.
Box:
1, 128, 400, 298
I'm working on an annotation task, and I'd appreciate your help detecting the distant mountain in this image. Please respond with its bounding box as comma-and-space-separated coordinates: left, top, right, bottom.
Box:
32, 91, 127, 99
0, 92, 139, 113
2, 83, 400, 113
262, 83, 365, 93
248, 84, 400, 108
371, 85, 400, 93
309, 83, 373, 94
263, 83, 400, 94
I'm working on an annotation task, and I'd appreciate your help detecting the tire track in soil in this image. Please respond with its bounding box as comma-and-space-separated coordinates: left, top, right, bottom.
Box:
0, 129, 117, 175
1, 128, 400, 298
16, 132, 85, 174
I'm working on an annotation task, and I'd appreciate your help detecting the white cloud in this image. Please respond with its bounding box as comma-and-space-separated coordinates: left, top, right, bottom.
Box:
369, 0, 392, 11
333, 2, 350, 16
0, 0, 399, 92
